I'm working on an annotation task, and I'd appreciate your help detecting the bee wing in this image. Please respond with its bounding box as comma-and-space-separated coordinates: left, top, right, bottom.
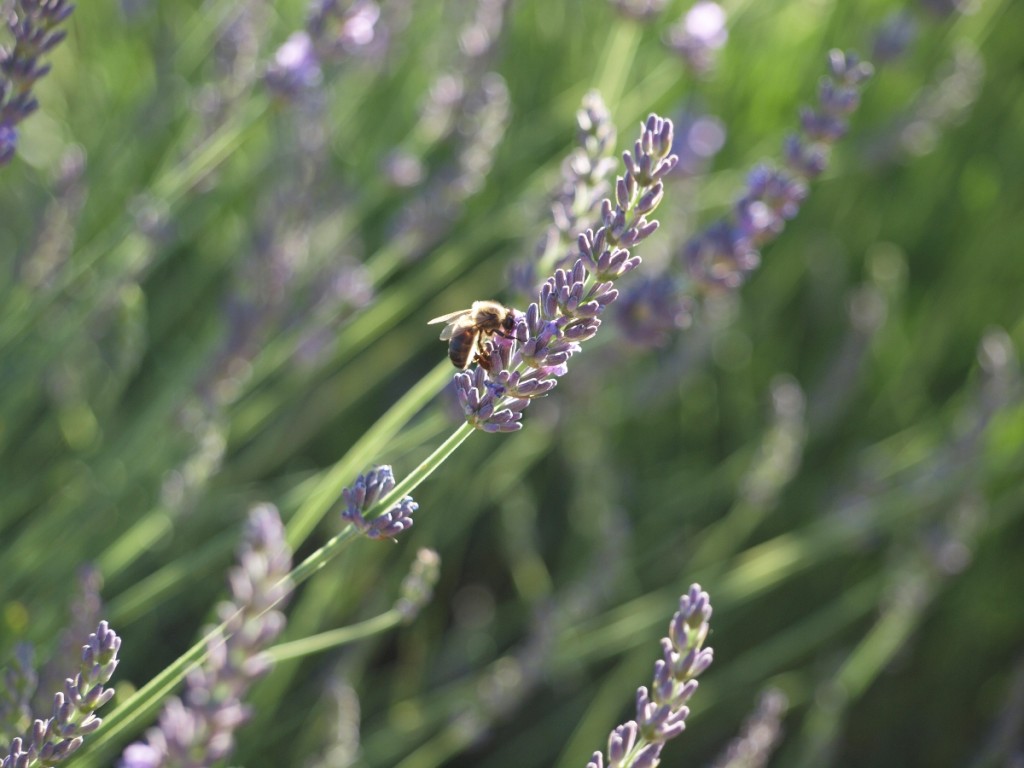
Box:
461, 332, 482, 369
428, 309, 471, 340
428, 309, 471, 325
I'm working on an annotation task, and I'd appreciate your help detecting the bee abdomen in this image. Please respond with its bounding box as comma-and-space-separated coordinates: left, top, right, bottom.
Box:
448, 331, 478, 370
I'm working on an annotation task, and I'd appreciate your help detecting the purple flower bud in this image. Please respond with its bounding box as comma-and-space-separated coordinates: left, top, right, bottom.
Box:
341, 467, 420, 540
0, 124, 17, 165
631, 743, 664, 768
784, 134, 829, 178
607, 721, 638, 763
367, 497, 418, 539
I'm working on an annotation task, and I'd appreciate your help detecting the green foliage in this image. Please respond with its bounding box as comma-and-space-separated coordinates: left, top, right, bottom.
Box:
2, 0, 1023, 766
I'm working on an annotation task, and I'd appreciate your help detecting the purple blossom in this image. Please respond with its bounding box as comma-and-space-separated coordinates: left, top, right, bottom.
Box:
341, 465, 419, 538
0, 0, 75, 166
119, 505, 292, 768
453, 366, 530, 433
1, 622, 121, 768
450, 113, 677, 432
586, 585, 714, 768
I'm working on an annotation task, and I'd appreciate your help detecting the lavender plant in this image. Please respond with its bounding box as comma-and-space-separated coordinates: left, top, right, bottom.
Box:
2, 1, 1021, 766
586, 584, 714, 768
684, 50, 874, 294
0, 0, 74, 165
452, 112, 677, 433
0, 622, 121, 768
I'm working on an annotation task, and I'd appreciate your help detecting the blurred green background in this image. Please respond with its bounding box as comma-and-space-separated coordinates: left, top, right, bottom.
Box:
2, 0, 1023, 766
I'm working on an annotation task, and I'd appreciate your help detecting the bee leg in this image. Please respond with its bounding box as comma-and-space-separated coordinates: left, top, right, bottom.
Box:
475, 349, 494, 371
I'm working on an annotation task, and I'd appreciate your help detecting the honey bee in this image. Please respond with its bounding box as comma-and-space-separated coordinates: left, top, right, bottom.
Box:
428, 300, 517, 370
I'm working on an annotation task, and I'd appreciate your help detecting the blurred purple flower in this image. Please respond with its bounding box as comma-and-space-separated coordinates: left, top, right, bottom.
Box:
682, 49, 872, 293
871, 11, 917, 64
665, 2, 728, 76
670, 111, 725, 177
394, 549, 442, 623
708, 689, 788, 768
265, 0, 391, 101
264, 31, 323, 99
119, 505, 292, 768
615, 275, 692, 348
308, 0, 385, 60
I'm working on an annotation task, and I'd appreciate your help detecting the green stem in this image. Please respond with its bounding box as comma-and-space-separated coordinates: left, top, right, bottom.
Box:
268, 609, 404, 662
595, 20, 642, 112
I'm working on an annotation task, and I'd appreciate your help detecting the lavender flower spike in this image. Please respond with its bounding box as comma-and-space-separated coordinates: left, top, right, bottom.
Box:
586, 584, 713, 768
684, 49, 872, 293
454, 113, 678, 433
0, 0, 76, 166
120, 504, 292, 768
341, 465, 419, 539
0, 622, 121, 768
